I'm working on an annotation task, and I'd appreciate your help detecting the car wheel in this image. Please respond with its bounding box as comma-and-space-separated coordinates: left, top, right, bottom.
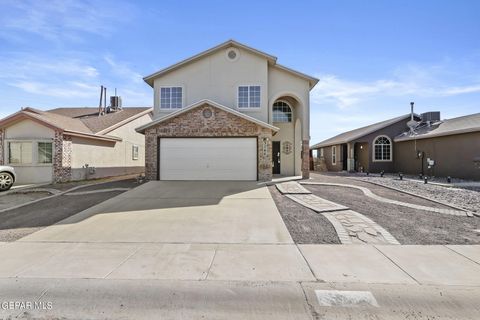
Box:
0, 172, 14, 191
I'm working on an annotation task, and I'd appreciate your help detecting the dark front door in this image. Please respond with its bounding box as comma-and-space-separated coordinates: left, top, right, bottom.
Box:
272, 141, 281, 174
342, 144, 348, 171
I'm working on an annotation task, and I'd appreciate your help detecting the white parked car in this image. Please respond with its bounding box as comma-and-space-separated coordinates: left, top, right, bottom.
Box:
0, 166, 16, 191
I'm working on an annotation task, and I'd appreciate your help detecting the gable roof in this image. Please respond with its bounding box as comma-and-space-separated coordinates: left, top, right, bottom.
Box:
0, 107, 152, 142
143, 39, 319, 89
395, 112, 480, 141
135, 99, 279, 134
311, 114, 414, 149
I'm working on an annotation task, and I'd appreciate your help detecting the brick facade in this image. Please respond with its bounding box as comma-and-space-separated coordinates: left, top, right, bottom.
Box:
53, 131, 72, 183
144, 103, 274, 181
0, 128, 4, 165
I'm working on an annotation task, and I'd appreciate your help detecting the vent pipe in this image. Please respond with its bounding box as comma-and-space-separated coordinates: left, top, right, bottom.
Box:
410, 101, 414, 121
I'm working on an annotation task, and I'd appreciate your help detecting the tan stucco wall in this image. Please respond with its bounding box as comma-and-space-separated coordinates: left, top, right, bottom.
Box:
272, 122, 295, 176
3, 119, 54, 184
268, 66, 310, 140
70, 114, 151, 180
151, 47, 312, 138
394, 132, 480, 180
153, 47, 269, 122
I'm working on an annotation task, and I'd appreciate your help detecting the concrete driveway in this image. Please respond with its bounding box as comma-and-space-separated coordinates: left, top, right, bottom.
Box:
20, 181, 293, 244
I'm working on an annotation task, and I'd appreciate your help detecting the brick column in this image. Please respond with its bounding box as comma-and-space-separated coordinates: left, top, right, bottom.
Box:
0, 128, 4, 165
144, 128, 158, 180
257, 129, 273, 181
302, 139, 310, 179
53, 131, 72, 183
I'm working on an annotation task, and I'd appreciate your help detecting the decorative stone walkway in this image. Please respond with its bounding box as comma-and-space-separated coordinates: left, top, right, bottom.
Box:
300, 182, 472, 217
276, 182, 399, 245
275, 181, 311, 194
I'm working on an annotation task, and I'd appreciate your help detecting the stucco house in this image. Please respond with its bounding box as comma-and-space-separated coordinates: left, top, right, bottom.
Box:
136, 40, 319, 181
311, 110, 480, 180
310, 113, 421, 173
0, 106, 152, 184
394, 112, 480, 180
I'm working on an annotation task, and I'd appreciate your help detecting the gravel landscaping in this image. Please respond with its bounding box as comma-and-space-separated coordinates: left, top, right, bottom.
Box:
305, 184, 480, 245
268, 186, 340, 244
353, 175, 480, 213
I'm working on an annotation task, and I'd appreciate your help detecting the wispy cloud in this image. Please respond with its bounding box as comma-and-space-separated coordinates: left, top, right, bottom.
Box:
104, 55, 143, 84
12, 81, 99, 98
0, 0, 135, 42
312, 63, 480, 109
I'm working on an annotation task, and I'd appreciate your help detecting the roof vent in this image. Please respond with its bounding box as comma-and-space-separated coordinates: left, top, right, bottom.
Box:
226, 47, 239, 61
406, 102, 420, 133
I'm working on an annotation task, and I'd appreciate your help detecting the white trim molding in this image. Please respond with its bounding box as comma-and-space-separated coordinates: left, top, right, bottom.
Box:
372, 135, 393, 162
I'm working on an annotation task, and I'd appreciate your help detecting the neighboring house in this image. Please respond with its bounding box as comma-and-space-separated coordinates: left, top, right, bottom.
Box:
394, 113, 480, 180
136, 40, 319, 181
310, 114, 421, 173
311, 111, 480, 180
0, 107, 152, 184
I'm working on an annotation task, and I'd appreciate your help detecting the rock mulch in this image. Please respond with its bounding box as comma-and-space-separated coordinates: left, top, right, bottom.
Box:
275, 181, 399, 245
306, 184, 480, 245
301, 181, 471, 217
353, 176, 480, 214
268, 186, 340, 244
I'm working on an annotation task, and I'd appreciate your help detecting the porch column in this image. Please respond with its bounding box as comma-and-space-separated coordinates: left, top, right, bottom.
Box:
347, 142, 355, 172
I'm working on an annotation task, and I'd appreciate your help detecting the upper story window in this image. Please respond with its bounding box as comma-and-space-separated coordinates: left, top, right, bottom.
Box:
373, 136, 392, 161
238, 85, 260, 108
272, 101, 292, 122
160, 87, 182, 109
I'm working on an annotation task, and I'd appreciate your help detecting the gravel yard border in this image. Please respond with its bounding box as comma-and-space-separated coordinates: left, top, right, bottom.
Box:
356, 178, 475, 216
268, 186, 340, 244
351, 176, 479, 214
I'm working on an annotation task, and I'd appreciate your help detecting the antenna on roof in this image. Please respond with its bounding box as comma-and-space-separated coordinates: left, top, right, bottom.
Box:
406, 101, 420, 134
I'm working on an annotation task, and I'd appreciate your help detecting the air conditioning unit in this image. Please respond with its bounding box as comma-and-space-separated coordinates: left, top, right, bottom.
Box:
110, 96, 122, 110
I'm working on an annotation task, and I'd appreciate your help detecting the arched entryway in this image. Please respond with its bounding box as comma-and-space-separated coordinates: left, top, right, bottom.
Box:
271, 96, 303, 176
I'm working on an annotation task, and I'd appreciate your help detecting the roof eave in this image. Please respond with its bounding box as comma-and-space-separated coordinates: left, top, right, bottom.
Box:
136, 99, 279, 134
95, 108, 153, 135
395, 127, 480, 142
143, 39, 278, 87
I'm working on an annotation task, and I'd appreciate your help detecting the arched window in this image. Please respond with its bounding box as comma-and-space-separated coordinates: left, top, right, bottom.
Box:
373, 136, 392, 161
272, 101, 292, 122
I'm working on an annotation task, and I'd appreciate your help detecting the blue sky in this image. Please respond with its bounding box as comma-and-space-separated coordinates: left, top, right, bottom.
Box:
1, 0, 479, 143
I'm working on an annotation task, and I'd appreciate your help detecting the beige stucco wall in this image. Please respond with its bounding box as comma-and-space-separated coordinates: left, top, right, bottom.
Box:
272, 122, 295, 176
3, 119, 54, 184
70, 114, 151, 180
153, 47, 269, 122
268, 66, 310, 140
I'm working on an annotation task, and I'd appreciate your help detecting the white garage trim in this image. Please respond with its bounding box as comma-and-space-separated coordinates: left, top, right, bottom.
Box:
159, 137, 257, 181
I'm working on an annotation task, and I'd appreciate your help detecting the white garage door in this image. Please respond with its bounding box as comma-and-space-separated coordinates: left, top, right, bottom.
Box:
159, 138, 257, 180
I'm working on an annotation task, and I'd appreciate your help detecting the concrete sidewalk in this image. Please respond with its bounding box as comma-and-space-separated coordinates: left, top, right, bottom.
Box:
1, 242, 479, 286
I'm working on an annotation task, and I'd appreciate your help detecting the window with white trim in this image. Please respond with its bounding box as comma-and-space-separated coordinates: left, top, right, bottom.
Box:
238, 86, 260, 108
132, 145, 139, 160
373, 136, 392, 161
332, 146, 336, 165
272, 101, 292, 122
37, 142, 53, 164
8, 142, 33, 164
160, 87, 182, 109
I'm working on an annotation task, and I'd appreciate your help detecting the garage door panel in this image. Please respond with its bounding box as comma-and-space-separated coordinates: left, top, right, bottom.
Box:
160, 138, 257, 181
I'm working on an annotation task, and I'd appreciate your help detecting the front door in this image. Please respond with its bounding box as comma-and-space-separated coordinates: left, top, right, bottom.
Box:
272, 141, 281, 174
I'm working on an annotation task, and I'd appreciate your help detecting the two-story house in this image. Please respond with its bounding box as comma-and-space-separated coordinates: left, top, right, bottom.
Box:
136, 40, 318, 181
